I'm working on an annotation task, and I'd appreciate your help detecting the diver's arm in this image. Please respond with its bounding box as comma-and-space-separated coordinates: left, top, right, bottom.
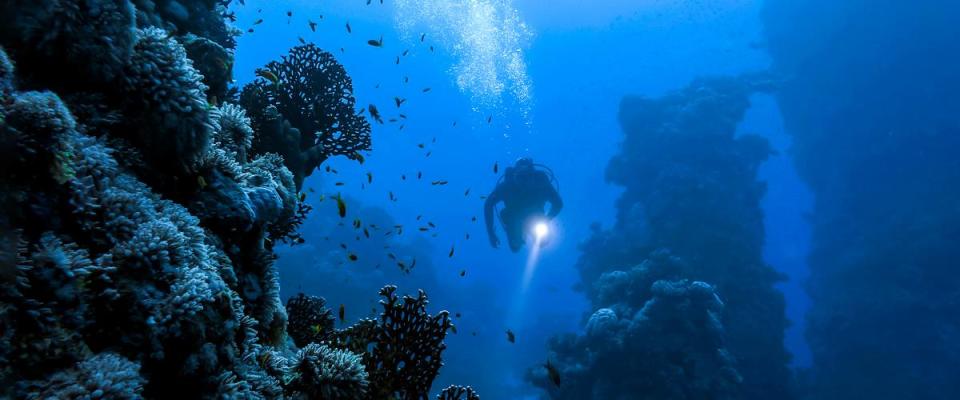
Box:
484, 189, 502, 246
545, 184, 563, 219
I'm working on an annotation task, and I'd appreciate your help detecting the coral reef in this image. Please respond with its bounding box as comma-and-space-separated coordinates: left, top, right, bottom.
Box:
533, 76, 792, 399
0, 1, 471, 398
240, 43, 371, 189
762, 1, 960, 398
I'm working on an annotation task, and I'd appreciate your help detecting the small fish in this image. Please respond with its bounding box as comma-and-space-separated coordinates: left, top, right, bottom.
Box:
308, 20, 317, 32
402, 49, 410, 56
368, 104, 383, 124
417, 143, 425, 149
353, 218, 361, 229
355, 152, 365, 164
336, 194, 346, 218
419, 227, 429, 232
420, 33, 426, 42
487, 115, 492, 124
310, 324, 322, 335
389, 191, 397, 201
335, 182, 345, 186
427, 222, 436, 228
253, 18, 264, 25
395, 56, 400, 65
401, 174, 406, 180
430, 45, 434, 52
544, 360, 562, 387
425, 151, 432, 158
363, 228, 370, 238
399, 114, 407, 119
465, 233, 470, 240
299, 192, 306, 202
256, 69, 279, 85
471, 216, 477, 222
247, 28, 254, 33
455, 312, 461, 318
417, 171, 422, 179
394, 97, 406, 108
387, 253, 396, 260
345, 21, 352, 33
453, 121, 458, 127
339, 243, 347, 249
339, 304, 345, 321
298, 36, 306, 44
506, 329, 515, 343
367, 35, 383, 47
493, 161, 499, 174
286, 11, 292, 17
404, 76, 410, 83
460, 269, 466, 277
416, 215, 423, 221
398, 124, 405, 131
422, 87, 431, 93
366, 172, 373, 183
450, 325, 458, 334
464, 188, 470, 196
348, 253, 358, 261
448, 245, 455, 258
431, 180, 448, 185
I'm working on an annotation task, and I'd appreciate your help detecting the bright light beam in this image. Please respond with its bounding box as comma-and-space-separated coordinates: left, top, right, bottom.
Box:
522, 220, 549, 292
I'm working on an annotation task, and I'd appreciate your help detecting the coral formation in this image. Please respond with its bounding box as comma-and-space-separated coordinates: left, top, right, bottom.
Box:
533, 76, 792, 399
762, 1, 960, 398
437, 385, 481, 400
328, 285, 455, 400
240, 43, 371, 189
285, 293, 335, 348
0, 1, 471, 398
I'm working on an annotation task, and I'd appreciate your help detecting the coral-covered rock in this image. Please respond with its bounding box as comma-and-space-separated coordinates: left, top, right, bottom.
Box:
120, 27, 211, 175
23, 352, 144, 400
536, 76, 791, 400
286, 343, 369, 400
0, 0, 137, 87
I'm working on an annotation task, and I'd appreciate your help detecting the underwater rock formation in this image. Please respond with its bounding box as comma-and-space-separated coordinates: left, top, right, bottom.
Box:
534, 76, 792, 399
762, 1, 960, 398
240, 44, 372, 190
0, 1, 470, 398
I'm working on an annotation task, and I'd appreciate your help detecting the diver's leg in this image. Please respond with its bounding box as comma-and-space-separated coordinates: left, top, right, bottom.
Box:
500, 208, 525, 252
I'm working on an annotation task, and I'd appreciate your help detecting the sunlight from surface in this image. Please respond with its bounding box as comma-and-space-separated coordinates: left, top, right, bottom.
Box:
394, 0, 534, 119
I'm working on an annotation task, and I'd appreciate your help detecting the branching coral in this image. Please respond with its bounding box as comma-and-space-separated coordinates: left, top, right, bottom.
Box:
331, 286, 453, 400
285, 293, 336, 348
240, 44, 371, 189
284, 286, 457, 400
437, 385, 481, 400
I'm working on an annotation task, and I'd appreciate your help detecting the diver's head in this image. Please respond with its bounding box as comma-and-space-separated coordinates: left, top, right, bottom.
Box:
515, 157, 534, 169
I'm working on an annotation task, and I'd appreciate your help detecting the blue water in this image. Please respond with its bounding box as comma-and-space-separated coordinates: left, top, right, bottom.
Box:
227, 0, 902, 397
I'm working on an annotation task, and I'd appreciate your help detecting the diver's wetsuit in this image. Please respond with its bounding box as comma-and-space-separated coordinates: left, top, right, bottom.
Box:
484, 166, 563, 252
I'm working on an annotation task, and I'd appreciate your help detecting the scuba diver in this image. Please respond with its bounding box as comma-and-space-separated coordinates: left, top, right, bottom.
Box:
485, 158, 563, 252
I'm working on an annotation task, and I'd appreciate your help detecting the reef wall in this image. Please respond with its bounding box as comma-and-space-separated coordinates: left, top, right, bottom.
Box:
762, 1, 960, 398
530, 76, 793, 399
0, 1, 471, 398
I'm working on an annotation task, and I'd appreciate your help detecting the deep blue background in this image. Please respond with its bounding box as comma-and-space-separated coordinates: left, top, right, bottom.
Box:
230, 1, 811, 397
